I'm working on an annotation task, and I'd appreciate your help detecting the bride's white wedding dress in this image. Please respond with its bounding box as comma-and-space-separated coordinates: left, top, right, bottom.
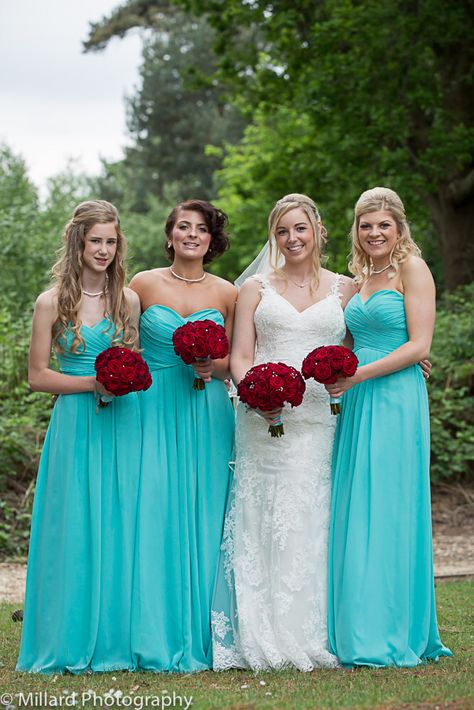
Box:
211, 273, 346, 671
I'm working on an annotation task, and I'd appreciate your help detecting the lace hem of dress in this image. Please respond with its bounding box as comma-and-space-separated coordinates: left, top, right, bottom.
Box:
212, 612, 339, 672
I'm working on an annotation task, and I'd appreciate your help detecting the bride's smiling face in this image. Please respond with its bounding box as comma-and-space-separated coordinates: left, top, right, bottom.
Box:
274, 207, 317, 263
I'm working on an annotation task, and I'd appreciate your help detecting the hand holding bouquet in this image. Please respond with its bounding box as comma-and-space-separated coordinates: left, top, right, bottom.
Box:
172, 320, 229, 390
94, 346, 152, 410
301, 345, 358, 414
237, 362, 306, 437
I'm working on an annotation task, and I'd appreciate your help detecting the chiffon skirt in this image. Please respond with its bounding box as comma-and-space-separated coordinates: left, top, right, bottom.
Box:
17, 390, 142, 673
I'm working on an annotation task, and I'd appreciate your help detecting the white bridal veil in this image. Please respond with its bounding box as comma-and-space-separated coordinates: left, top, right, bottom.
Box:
234, 239, 284, 288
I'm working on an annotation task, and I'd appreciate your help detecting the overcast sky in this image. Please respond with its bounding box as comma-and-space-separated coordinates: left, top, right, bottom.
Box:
0, 0, 143, 190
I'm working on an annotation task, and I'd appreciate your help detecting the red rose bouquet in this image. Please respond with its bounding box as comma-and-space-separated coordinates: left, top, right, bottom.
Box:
301, 345, 358, 414
94, 346, 152, 410
172, 320, 229, 390
237, 362, 306, 437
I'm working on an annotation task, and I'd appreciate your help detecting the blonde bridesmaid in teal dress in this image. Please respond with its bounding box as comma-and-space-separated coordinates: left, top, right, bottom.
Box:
129, 199, 237, 672
327, 187, 452, 667
17, 201, 142, 674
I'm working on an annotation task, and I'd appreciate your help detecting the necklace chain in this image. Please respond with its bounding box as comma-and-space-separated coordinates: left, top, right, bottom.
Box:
287, 275, 311, 288
83, 274, 108, 297
169, 266, 206, 283
371, 263, 392, 275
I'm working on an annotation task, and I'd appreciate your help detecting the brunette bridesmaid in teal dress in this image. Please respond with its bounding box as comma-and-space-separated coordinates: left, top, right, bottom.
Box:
17, 201, 142, 673
327, 187, 451, 667
129, 200, 237, 672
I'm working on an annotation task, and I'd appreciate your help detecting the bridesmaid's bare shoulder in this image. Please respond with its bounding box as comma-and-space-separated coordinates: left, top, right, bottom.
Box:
207, 272, 238, 299
129, 267, 168, 290
34, 286, 59, 314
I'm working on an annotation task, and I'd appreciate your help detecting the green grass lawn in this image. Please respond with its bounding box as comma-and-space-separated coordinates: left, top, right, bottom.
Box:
0, 580, 472, 709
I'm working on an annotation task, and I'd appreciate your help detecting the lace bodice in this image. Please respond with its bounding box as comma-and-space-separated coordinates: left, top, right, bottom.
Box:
253, 274, 346, 366
252, 274, 346, 417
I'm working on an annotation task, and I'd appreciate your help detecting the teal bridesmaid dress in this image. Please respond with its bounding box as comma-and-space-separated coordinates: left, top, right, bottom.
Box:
328, 290, 452, 667
132, 305, 234, 672
17, 320, 142, 674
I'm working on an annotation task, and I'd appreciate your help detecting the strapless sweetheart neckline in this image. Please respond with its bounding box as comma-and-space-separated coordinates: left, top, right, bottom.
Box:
141, 303, 224, 320
81, 316, 109, 330
357, 289, 403, 306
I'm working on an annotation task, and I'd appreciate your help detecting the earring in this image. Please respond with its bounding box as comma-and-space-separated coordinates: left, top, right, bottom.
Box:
167, 242, 171, 248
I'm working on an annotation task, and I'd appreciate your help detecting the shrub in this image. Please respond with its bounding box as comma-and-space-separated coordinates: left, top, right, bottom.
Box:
428, 283, 474, 483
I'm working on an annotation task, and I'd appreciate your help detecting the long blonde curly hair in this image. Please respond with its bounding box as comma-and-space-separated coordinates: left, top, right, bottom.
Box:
349, 187, 421, 284
52, 200, 136, 352
267, 193, 327, 292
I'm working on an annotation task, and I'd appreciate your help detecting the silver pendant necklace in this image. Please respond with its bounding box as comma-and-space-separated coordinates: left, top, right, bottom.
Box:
286, 274, 311, 288
82, 289, 104, 297
289, 279, 310, 288
169, 266, 206, 283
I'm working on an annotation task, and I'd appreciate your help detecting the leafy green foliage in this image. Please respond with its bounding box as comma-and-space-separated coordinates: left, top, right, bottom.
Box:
211, 105, 441, 284
93, 11, 246, 210
0, 148, 94, 557
0, 148, 93, 318
94, 0, 474, 288
122, 193, 172, 275
429, 283, 474, 482
208, 0, 473, 289
0, 306, 53, 557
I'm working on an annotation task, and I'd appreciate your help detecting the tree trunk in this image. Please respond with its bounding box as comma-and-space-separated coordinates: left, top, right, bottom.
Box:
427, 181, 474, 291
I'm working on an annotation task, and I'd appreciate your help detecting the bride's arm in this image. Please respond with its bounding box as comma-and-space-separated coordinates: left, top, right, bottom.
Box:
230, 278, 261, 386
231, 278, 282, 424
340, 275, 357, 349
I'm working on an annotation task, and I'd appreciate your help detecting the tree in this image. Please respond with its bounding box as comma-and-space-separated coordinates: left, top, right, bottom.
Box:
0, 146, 47, 316
87, 9, 245, 209
190, 0, 474, 290
85, 0, 474, 289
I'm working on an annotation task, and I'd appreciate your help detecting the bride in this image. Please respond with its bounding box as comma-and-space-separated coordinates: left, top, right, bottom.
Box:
211, 194, 356, 671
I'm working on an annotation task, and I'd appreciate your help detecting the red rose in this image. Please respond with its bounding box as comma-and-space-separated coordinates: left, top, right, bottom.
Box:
107, 360, 125, 376
95, 346, 152, 398
268, 392, 283, 408
342, 356, 358, 377
182, 333, 195, 347
193, 342, 208, 358
238, 362, 305, 411
301, 345, 358, 387
269, 375, 284, 390
330, 356, 344, 371
120, 365, 136, 380
172, 320, 229, 389
313, 361, 334, 383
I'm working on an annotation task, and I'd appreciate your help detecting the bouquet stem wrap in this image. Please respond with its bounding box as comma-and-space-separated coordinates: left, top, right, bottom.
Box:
329, 396, 341, 415
268, 414, 284, 438
192, 358, 210, 390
